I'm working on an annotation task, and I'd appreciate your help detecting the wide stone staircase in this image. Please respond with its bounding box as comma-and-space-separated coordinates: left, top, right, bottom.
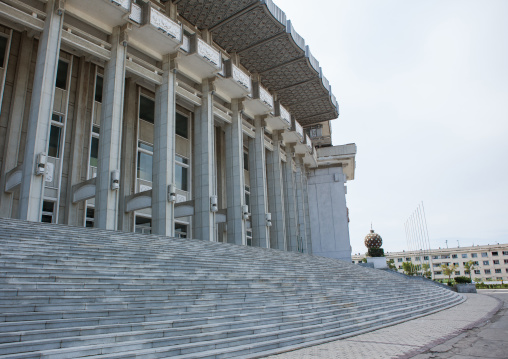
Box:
0, 218, 464, 358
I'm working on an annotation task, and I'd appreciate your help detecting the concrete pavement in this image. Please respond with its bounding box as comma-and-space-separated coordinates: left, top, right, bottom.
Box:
265, 290, 507, 359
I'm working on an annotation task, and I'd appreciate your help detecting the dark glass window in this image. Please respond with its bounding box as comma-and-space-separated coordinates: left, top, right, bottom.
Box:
95, 75, 103, 103
175, 164, 188, 191
135, 216, 151, 234
92, 125, 100, 134
139, 96, 155, 123
48, 125, 61, 158
90, 137, 99, 167
0, 36, 7, 68
175, 223, 188, 238
138, 142, 153, 152
41, 201, 54, 223
175, 112, 188, 138
243, 152, 248, 171
137, 152, 153, 182
55, 60, 68, 90
85, 207, 94, 228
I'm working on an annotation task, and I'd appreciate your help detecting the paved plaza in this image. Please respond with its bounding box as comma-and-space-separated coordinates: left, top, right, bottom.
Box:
266, 290, 508, 359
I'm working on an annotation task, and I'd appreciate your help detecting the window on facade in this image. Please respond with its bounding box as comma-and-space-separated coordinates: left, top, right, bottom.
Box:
424, 256, 429, 260
85, 207, 94, 228
95, 75, 103, 103
0, 36, 8, 68
55, 60, 68, 90
41, 201, 54, 223
474, 270, 480, 274
455, 271, 460, 275
244, 185, 250, 207
435, 271, 442, 275
433, 263, 440, 268
453, 262, 459, 266
139, 95, 155, 123
246, 229, 252, 246
503, 251, 508, 256
135, 216, 151, 234
432, 255, 439, 259
506, 268, 508, 273
504, 259, 508, 264
175, 223, 187, 238
137, 153, 153, 182
495, 269, 501, 274
483, 261, 489, 265
398, 265, 402, 269
492, 251, 498, 256
175, 112, 188, 138
405, 257, 411, 261
452, 254, 458, 258
48, 125, 62, 158
493, 260, 499, 265
397, 258, 403, 262
89, 137, 99, 167
175, 155, 189, 191
243, 152, 249, 171
481, 252, 488, 257
484, 269, 491, 274
473, 261, 479, 265
415, 257, 421, 261
462, 254, 468, 258
441, 255, 450, 259
471, 253, 478, 258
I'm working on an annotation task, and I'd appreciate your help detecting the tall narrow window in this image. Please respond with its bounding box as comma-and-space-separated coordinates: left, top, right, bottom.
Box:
0, 36, 7, 68
94, 75, 103, 103
48, 114, 64, 158
55, 60, 69, 90
137, 141, 153, 182
41, 201, 55, 223
139, 95, 155, 123
176, 112, 188, 138
175, 155, 189, 191
175, 223, 188, 238
243, 151, 249, 171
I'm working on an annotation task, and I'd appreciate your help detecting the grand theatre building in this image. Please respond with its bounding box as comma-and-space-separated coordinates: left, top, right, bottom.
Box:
0, 0, 356, 261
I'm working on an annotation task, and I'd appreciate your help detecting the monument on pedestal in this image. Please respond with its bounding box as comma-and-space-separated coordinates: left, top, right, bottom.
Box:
365, 228, 387, 269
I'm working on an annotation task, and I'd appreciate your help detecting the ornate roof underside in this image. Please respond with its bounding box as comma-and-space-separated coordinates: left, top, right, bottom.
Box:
174, 0, 339, 126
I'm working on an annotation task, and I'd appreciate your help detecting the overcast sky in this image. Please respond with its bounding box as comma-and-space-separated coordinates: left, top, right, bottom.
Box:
274, 0, 508, 254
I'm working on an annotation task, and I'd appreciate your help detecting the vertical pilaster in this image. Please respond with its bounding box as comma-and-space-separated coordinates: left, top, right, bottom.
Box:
95, 26, 127, 230
0, 33, 33, 218
64, 57, 90, 225
152, 54, 176, 237
19, 1, 64, 221
266, 131, 286, 250
118, 78, 137, 232
303, 172, 312, 254
249, 116, 269, 248
283, 144, 298, 252
225, 99, 246, 245
193, 78, 216, 241
295, 157, 307, 253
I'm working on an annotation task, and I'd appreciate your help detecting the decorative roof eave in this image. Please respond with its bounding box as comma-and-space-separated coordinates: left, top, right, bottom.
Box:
174, 0, 339, 126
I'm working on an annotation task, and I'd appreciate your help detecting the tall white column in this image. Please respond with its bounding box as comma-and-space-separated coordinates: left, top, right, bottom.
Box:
152, 54, 177, 237
19, 1, 64, 221
283, 144, 299, 252
193, 78, 216, 241
95, 26, 127, 230
303, 171, 312, 254
249, 116, 269, 248
0, 33, 33, 218
295, 157, 307, 253
266, 131, 286, 250
225, 99, 246, 245
64, 57, 90, 225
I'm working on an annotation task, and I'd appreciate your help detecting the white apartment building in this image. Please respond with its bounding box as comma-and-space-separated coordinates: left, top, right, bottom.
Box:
352, 244, 508, 281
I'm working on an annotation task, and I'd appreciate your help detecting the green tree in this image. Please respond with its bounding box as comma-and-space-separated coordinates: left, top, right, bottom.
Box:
422, 263, 431, 278
402, 262, 421, 276
463, 261, 475, 281
441, 263, 458, 285
387, 259, 397, 271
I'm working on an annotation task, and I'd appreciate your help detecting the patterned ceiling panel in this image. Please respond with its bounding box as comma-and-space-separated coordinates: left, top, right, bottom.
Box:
277, 78, 329, 106
239, 35, 303, 74
211, 6, 285, 53
299, 111, 338, 127
289, 97, 334, 120
260, 58, 317, 91
175, 0, 257, 30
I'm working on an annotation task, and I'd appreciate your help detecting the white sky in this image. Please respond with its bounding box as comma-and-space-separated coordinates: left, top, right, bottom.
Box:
273, 0, 508, 254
